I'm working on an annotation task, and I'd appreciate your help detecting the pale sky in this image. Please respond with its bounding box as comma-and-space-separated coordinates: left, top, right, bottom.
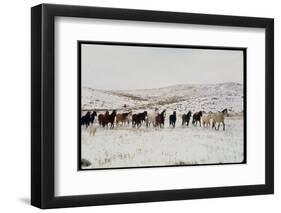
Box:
81, 43, 244, 90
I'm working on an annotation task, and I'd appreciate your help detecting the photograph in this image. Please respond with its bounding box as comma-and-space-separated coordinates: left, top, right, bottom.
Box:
79, 41, 246, 170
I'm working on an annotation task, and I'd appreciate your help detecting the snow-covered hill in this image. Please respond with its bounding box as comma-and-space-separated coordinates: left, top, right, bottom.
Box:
82, 82, 243, 113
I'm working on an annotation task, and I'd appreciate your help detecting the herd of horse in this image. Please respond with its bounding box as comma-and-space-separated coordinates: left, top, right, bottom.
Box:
81, 108, 229, 131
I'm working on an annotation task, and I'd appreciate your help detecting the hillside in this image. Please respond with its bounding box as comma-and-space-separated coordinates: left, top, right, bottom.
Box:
82, 82, 243, 113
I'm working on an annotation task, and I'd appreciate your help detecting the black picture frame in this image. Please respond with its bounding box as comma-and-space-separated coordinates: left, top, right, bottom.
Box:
31, 3, 274, 209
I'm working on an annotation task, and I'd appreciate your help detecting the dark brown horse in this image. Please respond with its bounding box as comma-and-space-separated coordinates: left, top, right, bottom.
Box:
98, 110, 109, 127
192, 111, 203, 126
182, 111, 192, 126
155, 109, 166, 128
106, 110, 117, 128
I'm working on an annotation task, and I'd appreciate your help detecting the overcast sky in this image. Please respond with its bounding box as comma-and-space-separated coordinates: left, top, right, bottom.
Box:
81, 43, 244, 90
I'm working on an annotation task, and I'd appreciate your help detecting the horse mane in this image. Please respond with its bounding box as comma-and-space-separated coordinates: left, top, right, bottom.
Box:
111, 110, 117, 116
123, 112, 129, 117
222, 108, 228, 114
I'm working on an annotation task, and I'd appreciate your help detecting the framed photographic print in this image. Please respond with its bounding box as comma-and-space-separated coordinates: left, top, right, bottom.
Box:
31, 3, 274, 209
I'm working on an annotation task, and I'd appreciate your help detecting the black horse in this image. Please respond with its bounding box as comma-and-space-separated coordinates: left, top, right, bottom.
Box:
81, 111, 91, 127
192, 111, 203, 126
182, 111, 192, 126
169, 111, 177, 128
89, 111, 97, 125
132, 111, 147, 128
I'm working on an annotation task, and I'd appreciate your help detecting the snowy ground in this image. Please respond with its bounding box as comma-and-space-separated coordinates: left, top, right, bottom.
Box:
81, 115, 244, 169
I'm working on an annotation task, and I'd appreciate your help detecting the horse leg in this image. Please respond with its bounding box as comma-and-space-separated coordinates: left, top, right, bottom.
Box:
212, 122, 216, 130
222, 121, 225, 131
217, 123, 220, 131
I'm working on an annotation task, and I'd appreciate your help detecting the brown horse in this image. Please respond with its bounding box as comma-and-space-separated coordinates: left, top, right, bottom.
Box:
98, 110, 109, 127
155, 109, 166, 128
116, 111, 132, 127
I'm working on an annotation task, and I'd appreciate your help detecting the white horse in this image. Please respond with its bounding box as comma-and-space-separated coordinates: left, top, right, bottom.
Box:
211, 109, 228, 131
202, 112, 213, 127
125, 112, 132, 125
88, 126, 97, 136
146, 109, 159, 127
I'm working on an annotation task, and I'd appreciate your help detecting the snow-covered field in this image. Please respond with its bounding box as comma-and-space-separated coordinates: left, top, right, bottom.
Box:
81, 82, 245, 169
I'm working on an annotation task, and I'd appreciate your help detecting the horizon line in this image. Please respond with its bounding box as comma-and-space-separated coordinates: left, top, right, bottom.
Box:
83, 81, 243, 91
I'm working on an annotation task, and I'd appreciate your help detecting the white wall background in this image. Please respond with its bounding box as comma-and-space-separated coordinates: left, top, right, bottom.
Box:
0, 0, 279, 212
